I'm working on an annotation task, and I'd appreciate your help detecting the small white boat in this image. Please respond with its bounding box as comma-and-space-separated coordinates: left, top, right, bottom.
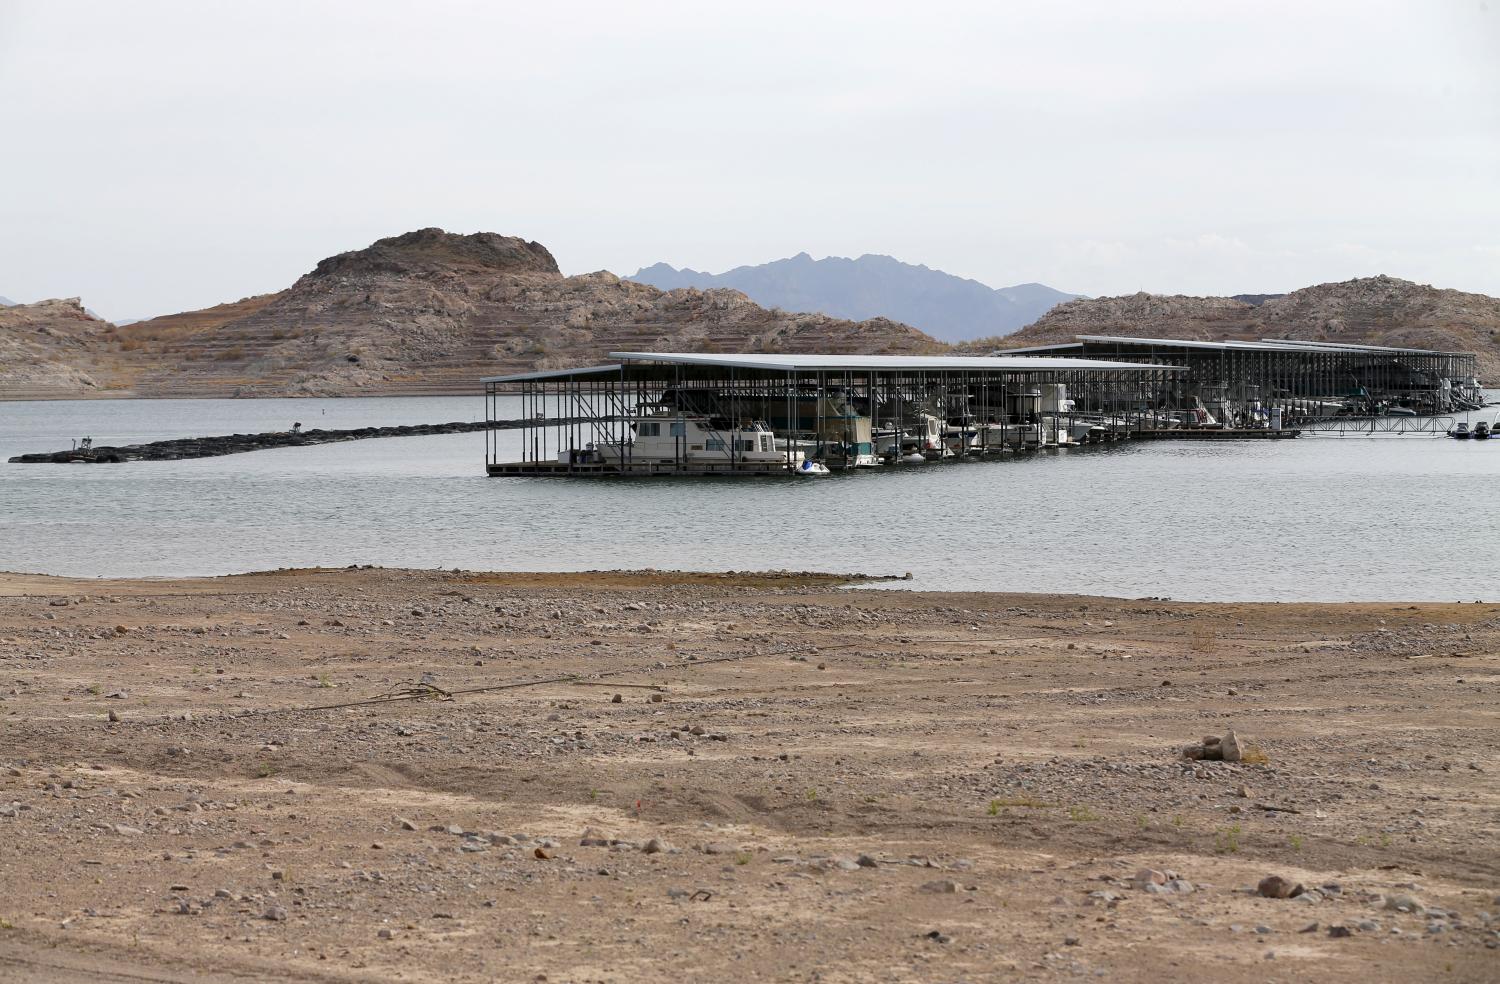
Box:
795, 459, 831, 477
899, 451, 927, 465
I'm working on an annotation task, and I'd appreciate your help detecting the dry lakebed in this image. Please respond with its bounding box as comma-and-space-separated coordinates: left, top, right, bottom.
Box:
1, 567, 1496, 982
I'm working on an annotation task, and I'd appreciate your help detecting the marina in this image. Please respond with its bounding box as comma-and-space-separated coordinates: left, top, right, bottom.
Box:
995, 335, 1485, 423
484, 343, 1489, 476
485, 352, 1189, 477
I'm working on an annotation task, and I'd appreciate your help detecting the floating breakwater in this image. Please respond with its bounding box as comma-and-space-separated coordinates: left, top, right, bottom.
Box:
6, 418, 585, 464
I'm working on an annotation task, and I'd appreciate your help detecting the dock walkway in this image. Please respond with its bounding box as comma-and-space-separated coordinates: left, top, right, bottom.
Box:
1131, 428, 1301, 441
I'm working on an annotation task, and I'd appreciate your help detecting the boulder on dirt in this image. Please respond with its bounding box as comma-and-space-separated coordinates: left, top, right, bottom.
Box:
1257, 875, 1304, 899
1133, 868, 1167, 889
1183, 731, 1249, 762
1221, 729, 1244, 762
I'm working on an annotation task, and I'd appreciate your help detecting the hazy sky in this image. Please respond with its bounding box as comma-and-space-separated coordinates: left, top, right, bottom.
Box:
2, 0, 1497, 319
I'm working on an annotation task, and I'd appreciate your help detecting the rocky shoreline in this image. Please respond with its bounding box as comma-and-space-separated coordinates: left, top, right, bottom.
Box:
5, 417, 585, 463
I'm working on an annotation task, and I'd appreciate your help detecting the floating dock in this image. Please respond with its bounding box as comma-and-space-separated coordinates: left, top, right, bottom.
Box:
484, 352, 1201, 477
995, 335, 1485, 421
480, 345, 1491, 477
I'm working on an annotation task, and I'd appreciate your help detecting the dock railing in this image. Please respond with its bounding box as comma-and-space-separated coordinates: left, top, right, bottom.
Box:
1296, 415, 1457, 436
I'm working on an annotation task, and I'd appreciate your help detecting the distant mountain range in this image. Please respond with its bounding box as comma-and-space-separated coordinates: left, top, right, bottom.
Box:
0, 295, 17, 307
628, 253, 1078, 343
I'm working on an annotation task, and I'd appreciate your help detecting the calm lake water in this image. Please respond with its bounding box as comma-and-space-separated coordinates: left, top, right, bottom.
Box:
2, 396, 1499, 601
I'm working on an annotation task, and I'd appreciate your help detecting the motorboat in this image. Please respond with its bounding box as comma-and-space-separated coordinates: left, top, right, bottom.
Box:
1473, 421, 1491, 440
874, 411, 951, 460
1449, 422, 1471, 439
1066, 419, 1106, 443
573, 406, 807, 471
898, 451, 927, 464
657, 387, 879, 467
795, 459, 831, 476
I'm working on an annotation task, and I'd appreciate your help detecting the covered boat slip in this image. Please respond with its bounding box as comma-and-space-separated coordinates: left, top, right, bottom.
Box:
996, 336, 1484, 423
482, 353, 1185, 476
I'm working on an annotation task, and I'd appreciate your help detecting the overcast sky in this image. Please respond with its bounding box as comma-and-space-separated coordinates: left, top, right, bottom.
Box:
1, 0, 1497, 319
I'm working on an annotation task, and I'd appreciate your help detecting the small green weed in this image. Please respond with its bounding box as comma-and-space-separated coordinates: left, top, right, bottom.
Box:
1288, 834, 1304, 852
1068, 805, 1100, 823
1215, 823, 1242, 854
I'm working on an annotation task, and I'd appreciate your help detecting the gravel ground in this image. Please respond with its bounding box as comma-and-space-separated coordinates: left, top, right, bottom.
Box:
1, 567, 1497, 983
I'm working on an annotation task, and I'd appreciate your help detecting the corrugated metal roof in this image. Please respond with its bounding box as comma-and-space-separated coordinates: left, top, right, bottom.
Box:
987, 342, 1084, 355
993, 335, 1465, 357
1074, 335, 1313, 352
482, 351, 1186, 384
1256, 338, 1464, 356
480, 364, 621, 384
606, 351, 1179, 372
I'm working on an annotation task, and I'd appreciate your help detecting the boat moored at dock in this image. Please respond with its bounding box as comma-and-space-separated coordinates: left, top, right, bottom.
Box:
483, 352, 1189, 477
480, 344, 1483, 477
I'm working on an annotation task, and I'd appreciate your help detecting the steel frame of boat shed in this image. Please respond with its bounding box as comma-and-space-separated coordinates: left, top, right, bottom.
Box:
481, 352, 1186, 476
995, 336, 1482, 421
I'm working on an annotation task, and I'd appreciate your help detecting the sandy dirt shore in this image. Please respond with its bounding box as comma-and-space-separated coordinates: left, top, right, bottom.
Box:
1, 567, 1496, 982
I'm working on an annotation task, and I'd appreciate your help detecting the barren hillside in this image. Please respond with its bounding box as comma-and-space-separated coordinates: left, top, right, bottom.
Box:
982, 276, 1500, 377
0, 298, 111, 399
3, 229, 945, 400
9, 252, 1498, 401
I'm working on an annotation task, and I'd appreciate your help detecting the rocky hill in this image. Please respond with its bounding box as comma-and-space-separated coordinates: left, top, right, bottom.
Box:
631, 252, 1077, 343
0, 298, 112, 399
3, 229, 945, 399
984, 276, 1500, 378
9, 249, 1497, 401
